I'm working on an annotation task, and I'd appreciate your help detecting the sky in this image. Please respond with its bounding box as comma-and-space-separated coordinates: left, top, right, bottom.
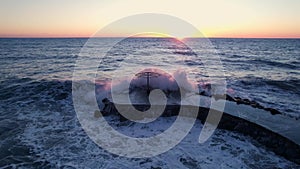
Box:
0, 0, 299, 38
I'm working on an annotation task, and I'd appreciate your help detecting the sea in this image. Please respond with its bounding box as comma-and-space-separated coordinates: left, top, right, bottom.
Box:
0, 38, 299, 168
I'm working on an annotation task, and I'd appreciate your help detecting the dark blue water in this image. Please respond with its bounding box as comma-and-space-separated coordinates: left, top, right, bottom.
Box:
0, 38, 299, 168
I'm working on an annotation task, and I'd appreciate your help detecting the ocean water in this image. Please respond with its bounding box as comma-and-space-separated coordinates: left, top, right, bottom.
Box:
0, 38, 299, 168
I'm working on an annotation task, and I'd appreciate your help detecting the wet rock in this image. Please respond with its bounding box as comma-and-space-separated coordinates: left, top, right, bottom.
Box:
225, 94, 236, 102
234, 97, 243, 105
264, 108, 281, 115
231, 96, 282, 116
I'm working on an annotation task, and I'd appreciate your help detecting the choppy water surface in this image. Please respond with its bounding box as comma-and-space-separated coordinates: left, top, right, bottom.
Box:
0, 38, 299, 168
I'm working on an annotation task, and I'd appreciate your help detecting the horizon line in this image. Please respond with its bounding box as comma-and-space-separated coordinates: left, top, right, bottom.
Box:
0, 36, 300, 39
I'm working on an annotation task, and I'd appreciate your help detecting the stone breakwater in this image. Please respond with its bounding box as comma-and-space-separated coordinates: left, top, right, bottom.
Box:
97, 98, 300, 164
216, 94, 283, 116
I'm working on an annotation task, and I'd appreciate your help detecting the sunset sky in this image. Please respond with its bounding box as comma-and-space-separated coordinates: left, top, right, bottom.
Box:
0, 0, 299, 38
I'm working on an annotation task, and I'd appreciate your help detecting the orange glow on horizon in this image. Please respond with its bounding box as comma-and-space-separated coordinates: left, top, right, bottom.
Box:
1, 0, 299, 39
1, 32, 299, 39
1, 24, 299, 38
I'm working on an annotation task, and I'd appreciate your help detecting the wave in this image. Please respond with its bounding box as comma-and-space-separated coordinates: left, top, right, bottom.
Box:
0, 77, 72, 103
173, 51, 197, 56
239, 76, 300, 94
1, 76, 299, 167
0, 54, 78, 61
249, 59, 298, 69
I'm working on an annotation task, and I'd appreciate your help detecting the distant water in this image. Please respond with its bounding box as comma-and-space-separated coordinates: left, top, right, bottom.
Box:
0, 38, 299, 168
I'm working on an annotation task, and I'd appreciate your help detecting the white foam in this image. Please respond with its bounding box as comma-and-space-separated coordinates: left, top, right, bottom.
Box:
19, 109, 298, 168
